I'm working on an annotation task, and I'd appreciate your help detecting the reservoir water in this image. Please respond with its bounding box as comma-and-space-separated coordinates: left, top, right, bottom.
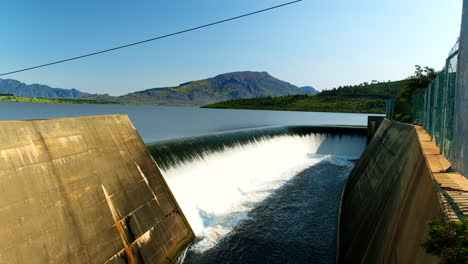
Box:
0, 102, 374, 143
1, 102, 372, 263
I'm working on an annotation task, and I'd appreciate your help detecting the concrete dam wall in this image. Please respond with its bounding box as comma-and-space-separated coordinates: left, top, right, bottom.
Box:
0, 115, 194, 264
338, 119, 443, 264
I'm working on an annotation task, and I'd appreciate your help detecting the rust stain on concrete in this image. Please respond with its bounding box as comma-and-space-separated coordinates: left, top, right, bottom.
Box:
102, 185, 139, 264
135, 162, 161, 207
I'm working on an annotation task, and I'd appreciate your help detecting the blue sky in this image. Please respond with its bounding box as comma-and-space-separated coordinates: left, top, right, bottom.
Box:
1, 0, 463, 95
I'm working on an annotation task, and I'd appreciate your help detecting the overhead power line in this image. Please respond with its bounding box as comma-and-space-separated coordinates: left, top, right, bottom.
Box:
0, 0, 303, 77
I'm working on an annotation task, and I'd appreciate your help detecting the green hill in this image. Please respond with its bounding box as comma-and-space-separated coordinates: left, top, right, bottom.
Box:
111, 71, 317, 106
202, 80, 405, 114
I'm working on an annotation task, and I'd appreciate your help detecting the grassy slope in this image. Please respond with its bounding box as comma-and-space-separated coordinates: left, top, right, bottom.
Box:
202, 81, 405, 114
0, 95, 119, 105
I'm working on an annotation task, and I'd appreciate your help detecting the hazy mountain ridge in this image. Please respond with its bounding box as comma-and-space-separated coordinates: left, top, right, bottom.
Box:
0, 79, 90, 98
1, 71, 317, 106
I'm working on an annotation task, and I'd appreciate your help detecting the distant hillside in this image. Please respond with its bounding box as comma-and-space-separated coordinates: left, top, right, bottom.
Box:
202, 80, 405, 114
0, 79, 90, 98
300, 86, 319, 94
113, 71, 317, 106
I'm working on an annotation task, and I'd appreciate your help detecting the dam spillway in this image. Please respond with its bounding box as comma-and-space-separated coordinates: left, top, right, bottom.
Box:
147, 126, 368, 263
0, 115, 369, 264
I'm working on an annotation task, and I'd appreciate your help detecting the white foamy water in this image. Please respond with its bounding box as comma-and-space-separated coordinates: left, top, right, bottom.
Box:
160, 133, 365, 253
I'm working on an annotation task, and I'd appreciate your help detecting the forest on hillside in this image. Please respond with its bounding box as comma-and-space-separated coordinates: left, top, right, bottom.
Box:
202, 80, 405, 114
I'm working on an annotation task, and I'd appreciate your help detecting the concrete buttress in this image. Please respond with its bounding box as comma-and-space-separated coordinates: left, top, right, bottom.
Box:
0, 114, 194, 264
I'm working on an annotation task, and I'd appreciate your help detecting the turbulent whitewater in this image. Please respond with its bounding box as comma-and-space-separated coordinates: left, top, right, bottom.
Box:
147, 126, 366, 263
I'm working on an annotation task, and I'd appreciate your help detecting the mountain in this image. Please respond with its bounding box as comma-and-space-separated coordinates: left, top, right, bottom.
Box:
114, 71, 317, 106
300, 86, 319, 94
0, 79, 90, 98
1, 71, 317, 106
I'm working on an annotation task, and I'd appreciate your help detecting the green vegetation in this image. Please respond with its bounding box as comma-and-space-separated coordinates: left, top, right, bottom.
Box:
202, 66, 440, 115
421, 219, 468, 264
392, 65, 437, 122
317, 80, 404, 98
202, 80, 405, 113
0, 95, 119, 105
203, 95, 387, 113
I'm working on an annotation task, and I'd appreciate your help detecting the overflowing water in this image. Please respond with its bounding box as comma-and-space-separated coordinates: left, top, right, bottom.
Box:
149, 126, 366, 263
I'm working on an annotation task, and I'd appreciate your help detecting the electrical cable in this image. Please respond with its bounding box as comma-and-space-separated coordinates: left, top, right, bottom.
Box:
0, 0, 303, 76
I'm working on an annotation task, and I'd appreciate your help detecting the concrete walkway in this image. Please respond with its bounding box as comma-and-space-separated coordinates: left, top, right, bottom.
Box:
416, 126, 468, 221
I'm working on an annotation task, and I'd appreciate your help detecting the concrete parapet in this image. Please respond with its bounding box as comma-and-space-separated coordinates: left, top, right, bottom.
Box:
0, 115, 194, 264
338, 119, 443, 264
416, 126, 468, 221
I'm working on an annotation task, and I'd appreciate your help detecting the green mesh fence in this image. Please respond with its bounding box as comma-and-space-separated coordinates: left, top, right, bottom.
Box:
386, 41, 458, 159
412, 94, 424, 124
442, 49, 458, 159
406, 43, 459, 160
386, 99, 395, 119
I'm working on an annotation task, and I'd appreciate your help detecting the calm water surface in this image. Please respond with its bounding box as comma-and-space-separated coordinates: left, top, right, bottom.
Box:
0, 102, 378, 142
